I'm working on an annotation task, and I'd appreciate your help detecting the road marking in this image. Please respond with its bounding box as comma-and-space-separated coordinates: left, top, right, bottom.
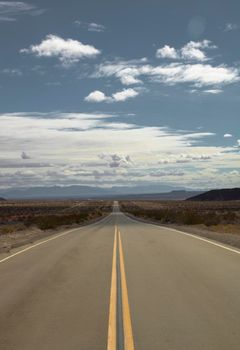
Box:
125, 214, 240, 256
165, 226, 240, 255
107, 227, 117, 350
0, 227, 81, 264
118, 229, 135, 350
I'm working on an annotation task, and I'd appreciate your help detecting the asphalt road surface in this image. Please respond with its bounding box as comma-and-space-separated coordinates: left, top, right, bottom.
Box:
0, 203, 240, 350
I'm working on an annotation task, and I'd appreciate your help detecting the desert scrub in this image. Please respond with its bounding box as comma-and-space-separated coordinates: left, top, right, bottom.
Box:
120, 201, 239, 226
0, 200, 112, 229
0, 223, 26, 235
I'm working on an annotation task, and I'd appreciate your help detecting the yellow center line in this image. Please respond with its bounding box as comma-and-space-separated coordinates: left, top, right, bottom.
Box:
118, 228, 135, 350
107, 226, 117, 350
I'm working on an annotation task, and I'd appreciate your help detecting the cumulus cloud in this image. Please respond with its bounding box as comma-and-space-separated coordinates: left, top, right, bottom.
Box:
0, 1, 45, 21
85, 88, 139, 103
93, 58, 147, 85
156, 40, 216, 62
94, 59, 239, 88
156, 45, 179, 59
181, 40, 216, 61
223, 133, 233, 138
149, 64, 239, 87
112, 88, 138, 101
20, 35, 100, 66
99, 154, 132, 168
74, 20, 106, 32
84, 90, 108, 102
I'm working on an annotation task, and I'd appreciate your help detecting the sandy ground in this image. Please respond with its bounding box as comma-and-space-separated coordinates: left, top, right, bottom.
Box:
0, 226, 69, 253
0, 215, 109, 253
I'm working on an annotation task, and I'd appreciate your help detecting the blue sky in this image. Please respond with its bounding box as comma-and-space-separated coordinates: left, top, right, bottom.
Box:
0, 0, 239, 191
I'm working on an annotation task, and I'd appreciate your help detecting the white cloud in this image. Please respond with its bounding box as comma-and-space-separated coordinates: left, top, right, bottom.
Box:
112, 88, 139, 101
0, 1, 44, 21
84, 90, 109, 102
74, 20, 106, 32
158, 153, 216, 164
180, 40, 215, 61
202, 89, 223, 94
93, 58, 146, 85
0, 112, 238, 189
119, 73, 142, 85
156, 45, 179, 59
223, 133, 233, 138
95, 60, 239, 88
85, 88, 139, 103
224, 23, 239, 32
21, 35, 100, 66
88, 22, 106, 32
99, 154, 132, 168
149, 63, 239, 87
156, 40, 216, 62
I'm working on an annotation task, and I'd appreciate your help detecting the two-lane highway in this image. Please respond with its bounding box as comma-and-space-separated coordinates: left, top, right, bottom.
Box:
0, 203, 240, 349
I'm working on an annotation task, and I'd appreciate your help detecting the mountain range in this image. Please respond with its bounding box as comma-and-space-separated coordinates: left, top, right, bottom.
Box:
0, 185, 198, 200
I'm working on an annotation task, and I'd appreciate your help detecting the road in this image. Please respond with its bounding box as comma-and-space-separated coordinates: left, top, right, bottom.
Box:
0, 202, 240, 349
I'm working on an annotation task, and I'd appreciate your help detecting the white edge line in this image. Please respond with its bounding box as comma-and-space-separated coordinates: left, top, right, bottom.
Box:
0, 228, 77, 264
0, 213, 112, 264
163, 226, 240, 255
124, 214, 240, 256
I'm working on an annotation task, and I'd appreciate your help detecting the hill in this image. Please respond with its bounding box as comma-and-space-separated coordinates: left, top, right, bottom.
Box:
187, 188, 240, 201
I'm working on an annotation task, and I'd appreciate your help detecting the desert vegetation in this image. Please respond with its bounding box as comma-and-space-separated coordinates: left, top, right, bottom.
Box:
0, 200, 112, 233
120, 200, 240, 229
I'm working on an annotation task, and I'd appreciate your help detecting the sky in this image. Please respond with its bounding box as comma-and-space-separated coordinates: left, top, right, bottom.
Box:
0, 0, 240, 191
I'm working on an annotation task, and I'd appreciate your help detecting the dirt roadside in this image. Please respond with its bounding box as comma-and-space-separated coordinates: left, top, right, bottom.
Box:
0, 214, 110, 254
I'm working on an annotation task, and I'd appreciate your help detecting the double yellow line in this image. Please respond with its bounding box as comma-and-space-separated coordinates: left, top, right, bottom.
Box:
107, 226, 134, 350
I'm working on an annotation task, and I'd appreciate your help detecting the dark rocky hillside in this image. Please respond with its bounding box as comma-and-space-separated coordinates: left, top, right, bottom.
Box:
187, 188, 240, 201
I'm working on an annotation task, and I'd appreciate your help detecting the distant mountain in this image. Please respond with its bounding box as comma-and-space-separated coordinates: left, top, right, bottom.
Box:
0, 197, 5, 201
0, 186, 203, 200
0, 184, 186, 200
112, 190, 203, 200
187, 188, 240, 201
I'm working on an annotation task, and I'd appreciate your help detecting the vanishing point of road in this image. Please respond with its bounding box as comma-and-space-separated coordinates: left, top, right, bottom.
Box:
0, 202, 240, 349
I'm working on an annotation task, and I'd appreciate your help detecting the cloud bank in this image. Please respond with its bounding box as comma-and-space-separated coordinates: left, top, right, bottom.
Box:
0, 112, 238, 189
